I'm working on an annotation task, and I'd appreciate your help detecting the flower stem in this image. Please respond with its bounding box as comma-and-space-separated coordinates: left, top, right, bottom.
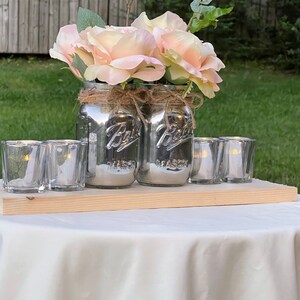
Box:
187, 14, 196, 31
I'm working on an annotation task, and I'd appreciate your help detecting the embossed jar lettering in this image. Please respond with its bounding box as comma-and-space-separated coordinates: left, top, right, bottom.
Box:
156, 123, 193, 151
106, 123, 139, 152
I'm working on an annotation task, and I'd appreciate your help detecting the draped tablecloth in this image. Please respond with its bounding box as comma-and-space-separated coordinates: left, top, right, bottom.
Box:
0, 196, 300, 300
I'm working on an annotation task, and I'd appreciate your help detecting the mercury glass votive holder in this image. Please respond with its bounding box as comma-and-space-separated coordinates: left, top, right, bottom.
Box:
1, 140, 46, 193
220, 136, 256, 183
189, 137, 223, 184
45, 140, 87, 191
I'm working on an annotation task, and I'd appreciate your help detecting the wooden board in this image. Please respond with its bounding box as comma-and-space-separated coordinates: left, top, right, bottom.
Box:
0, 179, 297, 216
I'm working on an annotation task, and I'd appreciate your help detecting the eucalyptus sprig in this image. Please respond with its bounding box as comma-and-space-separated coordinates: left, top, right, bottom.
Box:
188, 0, 233, 33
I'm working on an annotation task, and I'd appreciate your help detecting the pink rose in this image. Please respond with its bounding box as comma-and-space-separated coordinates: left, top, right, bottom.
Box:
154, 30, 225, 98
84, 27, 165, 85
132, 11, 187, 32
49, 24, 82, 77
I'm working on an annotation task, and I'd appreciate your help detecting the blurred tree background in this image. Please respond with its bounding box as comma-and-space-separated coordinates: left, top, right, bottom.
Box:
142, 0, 300, 73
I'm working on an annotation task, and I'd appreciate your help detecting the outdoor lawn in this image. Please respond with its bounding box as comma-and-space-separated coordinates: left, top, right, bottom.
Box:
0, 57, 299, 190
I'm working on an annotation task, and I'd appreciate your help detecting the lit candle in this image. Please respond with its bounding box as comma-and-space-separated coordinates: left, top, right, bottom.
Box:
56, 152, 76, 185
46, 140, 87, 191
2, 140, 45, 193
190, 137, 221, 184
227, 143, 244, 179
220, 136, 256, 183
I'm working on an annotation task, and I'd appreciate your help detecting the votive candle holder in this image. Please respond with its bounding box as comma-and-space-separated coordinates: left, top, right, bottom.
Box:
1, 140, 46, 193
219, 136, 256, 183
45, 140, 87, 191
189, 137, 223, 184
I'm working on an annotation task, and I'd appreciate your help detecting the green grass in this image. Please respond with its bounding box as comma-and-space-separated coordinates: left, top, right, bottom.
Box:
0, 57, 81, 140
0, 57, 299, 191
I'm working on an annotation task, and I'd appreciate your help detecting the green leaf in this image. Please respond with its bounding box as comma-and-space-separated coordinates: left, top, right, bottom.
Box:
204, 6, 233, 20
76, 7, 106, 32
190, 18, 216, 33
190, 0, 212, 12
72, 54, 87, 78
132, 78, 144, 89
189, 6, 233, 33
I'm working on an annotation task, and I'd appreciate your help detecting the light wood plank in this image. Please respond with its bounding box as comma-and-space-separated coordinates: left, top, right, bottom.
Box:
118, 0, 127, 26
98, 0, 108, 23
109, 0, 119, 25
132, 0, 140, 23
0, 0, 8, 53
38, 0, 49, 53
0, 179, 297, 215
48, 0, 59, 50
88, 0, 98, 13
8, 0, 18, 52
69, 0, 78, 24
18, 0, 29, 52
79, 0, 89, 9
0, 0, 2, 51
29, 0, 39, 53
59, 0, 69, 27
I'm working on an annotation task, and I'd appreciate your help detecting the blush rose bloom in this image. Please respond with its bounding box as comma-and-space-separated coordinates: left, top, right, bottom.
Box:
49, 24, 84, 78
154, 30, 225, 98
83, 27, 165, 85
132, 11, 187, 32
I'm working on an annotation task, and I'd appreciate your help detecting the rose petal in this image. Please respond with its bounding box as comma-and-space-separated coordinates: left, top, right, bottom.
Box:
151, 11, 187, 31
132, 11, 187, 32
112, 29, 156, 59
86, 28, 123, 59
164, 49, 203, 79
164, 62, 190, 85
111, 55, 165, 81
161, 31, 211, 68
84, 65, 130, 85
131, 12, 153, 31
201, 69, 223, 84
49, 48, 70, 65
49, 24, 80, 63
200, 56, 225, 72
110, 55, 163, 70
191, 77, 216, 99
75, 48, 94, 66
131, 60, 165, 81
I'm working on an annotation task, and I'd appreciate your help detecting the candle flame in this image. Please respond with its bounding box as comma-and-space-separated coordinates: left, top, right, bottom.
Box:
232, 149, 240, 155
24, 154, 30, 161
200, 150, 208, 158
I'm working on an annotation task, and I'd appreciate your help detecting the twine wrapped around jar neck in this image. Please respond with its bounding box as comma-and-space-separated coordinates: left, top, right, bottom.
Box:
78, 85, 204, 129
78, 86, 148, 125
147, 86, 203, 129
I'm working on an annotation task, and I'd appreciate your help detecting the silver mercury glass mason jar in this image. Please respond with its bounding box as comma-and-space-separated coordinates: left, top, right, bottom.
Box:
136, 85, 194, 186
76, 83, 141, 188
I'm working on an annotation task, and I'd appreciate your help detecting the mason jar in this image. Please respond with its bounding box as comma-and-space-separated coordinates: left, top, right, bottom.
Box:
76, 83, 141, 188
136, 85, 194, 186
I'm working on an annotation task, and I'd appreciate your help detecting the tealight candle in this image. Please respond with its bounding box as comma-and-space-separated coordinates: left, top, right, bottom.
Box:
45, 140, 87, 191
1, 140, 46, 193
220, 137, 256, 183
189, 137, 223, 184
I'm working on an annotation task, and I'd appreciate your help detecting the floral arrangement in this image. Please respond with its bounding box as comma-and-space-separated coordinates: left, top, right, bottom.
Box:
50, 0, 232, 99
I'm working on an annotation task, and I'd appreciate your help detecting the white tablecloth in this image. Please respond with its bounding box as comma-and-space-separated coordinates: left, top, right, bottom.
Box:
0, 196, 300, 300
